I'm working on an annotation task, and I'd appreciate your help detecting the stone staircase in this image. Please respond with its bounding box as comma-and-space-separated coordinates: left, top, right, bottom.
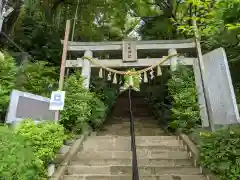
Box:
62, 92, 206, 180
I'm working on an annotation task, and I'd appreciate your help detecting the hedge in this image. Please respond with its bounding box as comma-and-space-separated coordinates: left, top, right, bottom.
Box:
167, 65, 201, 133
60, 73, 118, 133
199, 126, 240, 180
0, 126, 43, 179
15, 119, 66, 173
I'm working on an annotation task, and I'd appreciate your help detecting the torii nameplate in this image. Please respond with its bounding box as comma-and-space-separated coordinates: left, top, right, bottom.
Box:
122, 38, 137, 62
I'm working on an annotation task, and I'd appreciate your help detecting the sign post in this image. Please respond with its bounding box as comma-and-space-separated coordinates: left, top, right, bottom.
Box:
53, 20, 70, 121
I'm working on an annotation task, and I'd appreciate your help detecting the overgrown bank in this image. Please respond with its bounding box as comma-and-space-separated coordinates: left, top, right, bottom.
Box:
0, 52, 118, 179
145, 65, 240, 180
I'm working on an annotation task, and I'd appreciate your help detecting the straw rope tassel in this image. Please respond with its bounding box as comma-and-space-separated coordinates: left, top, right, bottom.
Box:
99, 68, 103, 78
113, 73, 117, 84
157, 65, 162, 76
150, 69, 154, 79
107, 72, 111, 81
144, 71, 148, 83
139, 73, 142, 82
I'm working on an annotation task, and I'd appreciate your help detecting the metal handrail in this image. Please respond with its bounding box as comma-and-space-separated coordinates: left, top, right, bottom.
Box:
128, 87, 139, 180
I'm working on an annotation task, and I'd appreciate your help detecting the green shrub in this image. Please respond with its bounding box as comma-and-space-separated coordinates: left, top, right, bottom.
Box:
199, 126, 240, 180
101, 88, 118, 113
88, 96, 107, 130
60, 73, 93, 133
61, 74, 118, 133
16, 61, 57, 97
167, 65, 201, 133
15, 119, 66, 166
0, 52, 17, 115
0, 126, 44, 180
90, 77, 118, 113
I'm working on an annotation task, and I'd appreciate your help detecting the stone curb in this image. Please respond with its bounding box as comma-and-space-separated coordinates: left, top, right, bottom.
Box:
179, 134, 217, 180
49, 131, 90, 180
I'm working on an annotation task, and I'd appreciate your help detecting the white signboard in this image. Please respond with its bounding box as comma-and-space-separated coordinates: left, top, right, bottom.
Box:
49, 91, 65, 110
6, 90, 56, 125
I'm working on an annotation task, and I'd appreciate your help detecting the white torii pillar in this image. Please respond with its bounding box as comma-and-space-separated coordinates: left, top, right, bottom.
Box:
169, 48, 178, 71
81, 50, 92, 89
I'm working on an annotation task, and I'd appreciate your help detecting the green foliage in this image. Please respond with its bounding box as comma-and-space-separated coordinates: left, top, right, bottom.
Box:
90, 77, 118, 114
0, 52, 17, 114
174, 0, 240, 63
61, 73, 108, 133
140, 16, 179, 40
9, 0, 148, 64
16, 61, 57, 97
15, 119, 66, 167
60, 73, 92, 133
0, 126, 44, 180
167, 65, 201, 133
199, 126, 240, 180
88, 97, 107, 130
142, 68, 172, 127
11, 14, 63, 65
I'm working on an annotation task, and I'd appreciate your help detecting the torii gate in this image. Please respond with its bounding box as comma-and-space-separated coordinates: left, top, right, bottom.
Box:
58, 20, 240, 131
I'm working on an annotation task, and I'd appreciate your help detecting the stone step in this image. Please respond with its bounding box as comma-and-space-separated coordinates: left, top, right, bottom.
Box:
99, 127, 163, 130
100, 125, 163, 129
88, 136, 178, 141
112, 115, 154, 118
102, 121, 158, 125
101, 124, 161, 129
110, 119, 159, 123
112, 107, 150, 111
107, 122, 160, 126
76, 151, 189, 160
83, 143, 182, 152
112, 111, 151, 114
55, 145, 71, 163
113, 112, 152, 114
63, 175, 206, 180
110, 117, 157, 121
82, 137, 181, 151
114, 98, 147, 101
70, 158, 192, 167
105, 122, 159, 126
82, 146, 183, 152
83, 136, 180, 147
67, 165, 201, 176
98, 129, 166, 135
112, 112, 153, 116
100, 127, 162, 131
113, 109, 150, 112
99, 128, 165, 134
98, 131, 166, 136
98, 132, 167, 136
113, 111, 150, 114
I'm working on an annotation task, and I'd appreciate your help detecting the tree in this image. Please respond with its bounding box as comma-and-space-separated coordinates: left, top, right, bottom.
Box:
0, 52, 17, 119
